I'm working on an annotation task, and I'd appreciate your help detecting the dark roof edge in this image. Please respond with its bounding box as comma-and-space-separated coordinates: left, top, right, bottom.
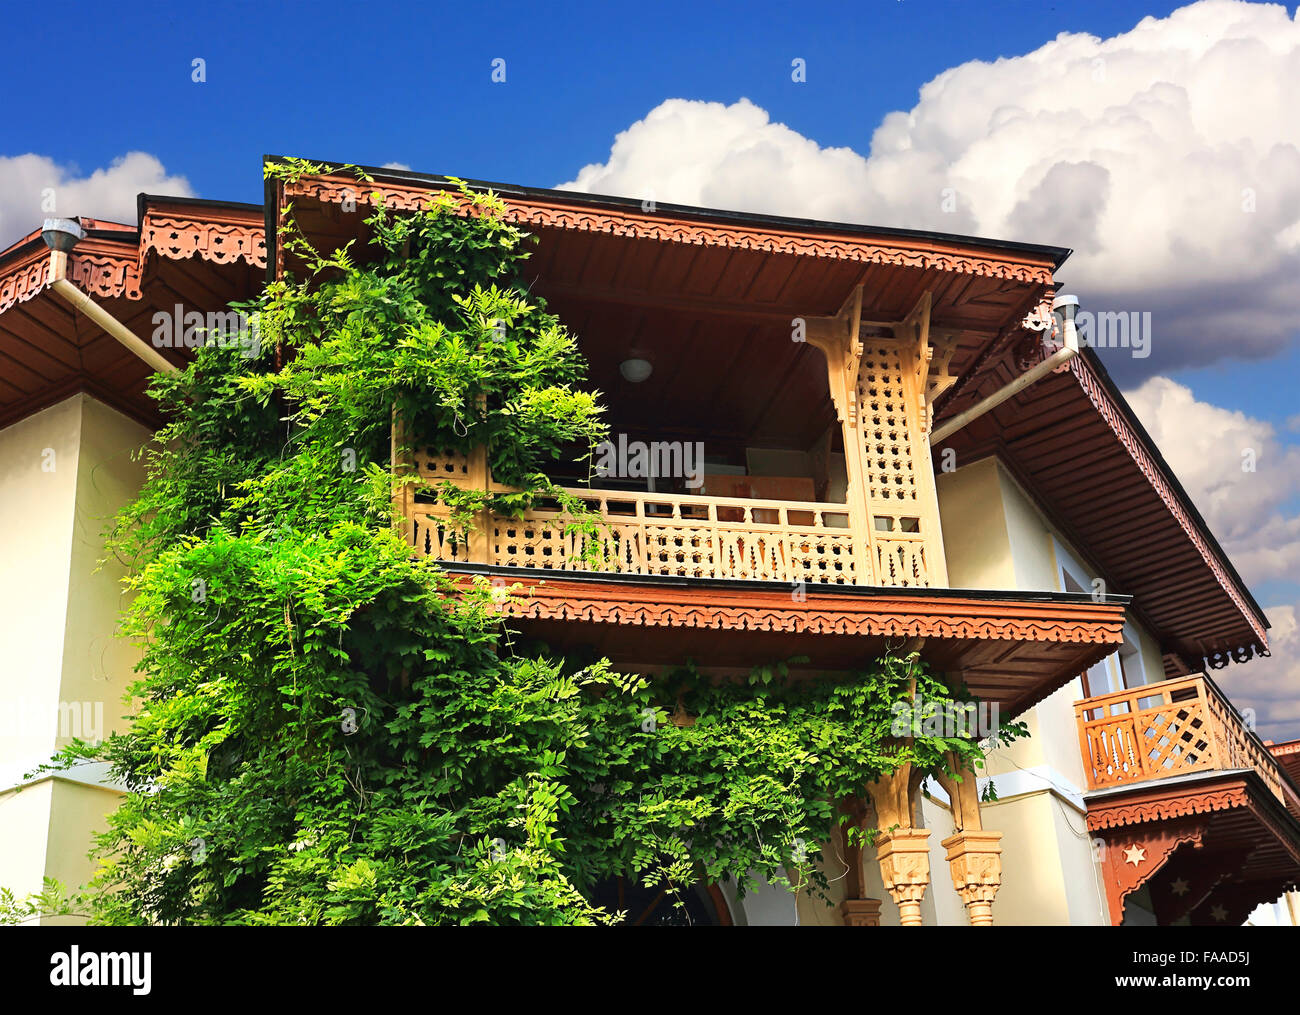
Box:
135, 192, 264, 228
261, 154, 1074, 270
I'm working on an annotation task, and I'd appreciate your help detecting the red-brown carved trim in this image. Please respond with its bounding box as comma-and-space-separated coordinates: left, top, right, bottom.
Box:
1068, 355, 1268, 652
69, 253, 142, 301
488, 573, 1127, 643
285, 175, 1057, 285
1086, 785, 1250, 831
0, 254, 48, 314
141, 214, 266, 267
1, 205, 264, 318
0, 248, 141, 313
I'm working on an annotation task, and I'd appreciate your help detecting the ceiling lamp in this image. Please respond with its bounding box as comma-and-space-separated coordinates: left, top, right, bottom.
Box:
619, 357, 653, 383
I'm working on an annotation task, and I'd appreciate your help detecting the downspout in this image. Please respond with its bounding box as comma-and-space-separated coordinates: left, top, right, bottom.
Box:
41, 218, 177, 374
930, 294, 1078, 445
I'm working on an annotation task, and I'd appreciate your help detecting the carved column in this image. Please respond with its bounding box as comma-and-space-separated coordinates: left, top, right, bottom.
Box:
866, 764, 931, 926
933, 749, 1002, 926
840, 898, 882, 926
837, 795, 884, 927
941, 830, 1002, 926
876, 830, 932, 926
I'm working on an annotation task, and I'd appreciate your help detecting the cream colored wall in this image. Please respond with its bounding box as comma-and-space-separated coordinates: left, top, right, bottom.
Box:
935, 453, 1168, 925
0, 394, 147, 918
57, 396, 147, 748
41, 780, 122, 926
936, 456, 1016, 590
0, 399, 81, 775
0, 780, 54, 913
978, 791, 1074, 924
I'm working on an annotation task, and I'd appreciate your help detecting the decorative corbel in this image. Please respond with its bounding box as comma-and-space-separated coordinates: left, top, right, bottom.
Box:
803, 282, 864, 426
865, 760, 931, 926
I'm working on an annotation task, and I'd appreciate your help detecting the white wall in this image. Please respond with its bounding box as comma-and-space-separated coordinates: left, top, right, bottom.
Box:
0, 394, 147, 916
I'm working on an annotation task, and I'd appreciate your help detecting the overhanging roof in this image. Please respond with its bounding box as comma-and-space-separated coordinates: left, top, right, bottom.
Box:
936, 345, 1269, 670
0, 199, 265, 431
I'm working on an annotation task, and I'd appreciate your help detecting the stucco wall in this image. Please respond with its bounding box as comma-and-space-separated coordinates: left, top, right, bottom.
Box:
0, 394, 146, 918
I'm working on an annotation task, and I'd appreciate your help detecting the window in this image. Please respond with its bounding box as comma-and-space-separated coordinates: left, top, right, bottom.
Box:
1054, 538, 1150, 709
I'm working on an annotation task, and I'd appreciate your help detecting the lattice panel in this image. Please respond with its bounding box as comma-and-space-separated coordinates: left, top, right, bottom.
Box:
786, 533, 856, 584
858, 341, 921, 504
411, 510, 472, 563
1140, 704, 1211, 774
414, 447, 471, 486
874, 538, 928, 588
492, 520, 575, 571
1085, 702, 1211, 787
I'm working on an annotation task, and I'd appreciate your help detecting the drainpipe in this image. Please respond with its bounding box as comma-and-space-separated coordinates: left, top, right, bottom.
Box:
930, 294, 1079, 445
41, 218, 177, 374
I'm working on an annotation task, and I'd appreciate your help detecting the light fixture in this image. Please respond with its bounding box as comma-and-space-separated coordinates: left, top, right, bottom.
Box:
42, 218, 85, 252
619, 357, 653, 383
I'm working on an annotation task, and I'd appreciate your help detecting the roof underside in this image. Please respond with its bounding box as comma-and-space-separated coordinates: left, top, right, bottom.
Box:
936, 344, 1268, 667
0, 201, 264, 431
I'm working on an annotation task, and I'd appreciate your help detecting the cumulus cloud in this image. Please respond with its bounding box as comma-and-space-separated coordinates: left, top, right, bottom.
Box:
0, 152, 192, 248
560, 0, 1300, 380
1123, 376, 1300, 587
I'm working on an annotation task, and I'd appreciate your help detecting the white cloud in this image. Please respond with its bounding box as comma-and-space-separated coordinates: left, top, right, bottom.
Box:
380, 161, 412, 171
560, 0, 1300, 378
1217, 604, 1300, 743
1123, 376, 1300, 587
0, 152, 193, 248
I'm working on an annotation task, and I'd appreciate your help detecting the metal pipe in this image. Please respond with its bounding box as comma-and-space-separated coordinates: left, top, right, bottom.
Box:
931, 295, 1079, 445
42, 219, 178, 374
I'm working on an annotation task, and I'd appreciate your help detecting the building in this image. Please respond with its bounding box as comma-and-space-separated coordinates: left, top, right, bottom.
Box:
1, 160, 1296, 925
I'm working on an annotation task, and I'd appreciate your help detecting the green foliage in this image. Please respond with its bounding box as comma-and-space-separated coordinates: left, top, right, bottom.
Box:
75, 174, 1017, 925
0, 878, 89, 925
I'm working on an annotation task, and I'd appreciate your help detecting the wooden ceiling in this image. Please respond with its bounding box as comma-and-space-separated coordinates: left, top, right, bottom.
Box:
281, 167, 1062, 453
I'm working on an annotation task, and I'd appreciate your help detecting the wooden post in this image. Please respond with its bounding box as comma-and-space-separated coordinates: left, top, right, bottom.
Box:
865, 764, 931, 926
466, 442, 492, 565
390, 406, 414, 546
806, 286, 874, 585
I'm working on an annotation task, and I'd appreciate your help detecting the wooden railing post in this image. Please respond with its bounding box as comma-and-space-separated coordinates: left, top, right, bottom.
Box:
466, 443, 491, 565
390, 407, 414, 546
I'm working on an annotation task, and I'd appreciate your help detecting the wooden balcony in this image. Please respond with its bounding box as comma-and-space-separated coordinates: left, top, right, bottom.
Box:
399, 446, 942, 588
1075, 674, 1300, 815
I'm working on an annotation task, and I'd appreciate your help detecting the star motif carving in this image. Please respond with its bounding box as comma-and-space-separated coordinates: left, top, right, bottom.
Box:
1123, 844, 1146, 866
1210, 904, 1228, 922
1170, 877, 1190, 896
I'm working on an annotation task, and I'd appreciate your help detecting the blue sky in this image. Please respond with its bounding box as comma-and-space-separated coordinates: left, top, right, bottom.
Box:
6, 0, 1191, 200
4, 0, 1299, 736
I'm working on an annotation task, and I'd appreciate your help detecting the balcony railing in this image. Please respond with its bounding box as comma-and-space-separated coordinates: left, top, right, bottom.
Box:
399, 446, 940, 588
1075, 674, 1300, 814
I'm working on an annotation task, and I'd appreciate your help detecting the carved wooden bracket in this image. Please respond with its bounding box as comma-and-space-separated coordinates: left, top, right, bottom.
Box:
803, 283, 863, 427
875, 829, 932, 926
1096, 818, 1207, 925
942, 830, 1003, 926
